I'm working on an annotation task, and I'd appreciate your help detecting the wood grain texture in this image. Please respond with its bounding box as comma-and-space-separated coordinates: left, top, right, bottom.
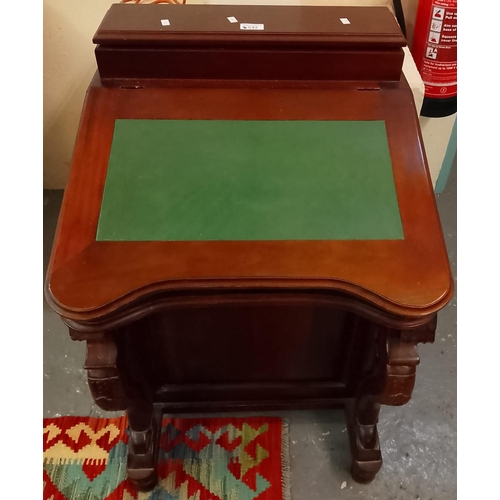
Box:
93, 4, 406, 46
94, 5, 405, 82
44, 5, 454, 489
96, 46, 404, 82
67, 312, 438, 416
45, 77, 453, 320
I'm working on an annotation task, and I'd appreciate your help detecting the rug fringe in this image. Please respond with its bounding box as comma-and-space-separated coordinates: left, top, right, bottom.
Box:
44, 457, 106, 466
281, 419, 291, 500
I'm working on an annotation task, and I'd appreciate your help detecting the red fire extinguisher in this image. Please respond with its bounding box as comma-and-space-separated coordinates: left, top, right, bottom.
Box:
411, 0, 457, 117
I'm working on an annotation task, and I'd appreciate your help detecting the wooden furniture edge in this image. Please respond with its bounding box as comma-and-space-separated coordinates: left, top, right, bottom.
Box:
45, 283, 454, 332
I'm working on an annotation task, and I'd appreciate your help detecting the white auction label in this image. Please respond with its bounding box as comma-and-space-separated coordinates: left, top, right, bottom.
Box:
240, 23, 264, 30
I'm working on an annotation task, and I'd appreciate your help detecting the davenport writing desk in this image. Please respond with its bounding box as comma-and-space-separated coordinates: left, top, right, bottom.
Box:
45, 4, 454, 492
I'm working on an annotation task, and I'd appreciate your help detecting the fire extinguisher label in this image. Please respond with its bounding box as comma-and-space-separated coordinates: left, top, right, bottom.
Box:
421, 0, 457, 98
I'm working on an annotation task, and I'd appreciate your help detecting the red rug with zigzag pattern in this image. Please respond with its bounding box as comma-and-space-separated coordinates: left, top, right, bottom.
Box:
43, 416, 290, 500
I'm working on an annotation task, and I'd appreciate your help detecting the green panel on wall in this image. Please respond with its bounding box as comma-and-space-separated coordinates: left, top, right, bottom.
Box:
97, 119, 403, 241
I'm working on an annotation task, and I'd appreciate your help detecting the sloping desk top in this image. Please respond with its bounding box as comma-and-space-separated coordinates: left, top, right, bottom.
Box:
46, 79, 453, 320
45, 5, 453, 323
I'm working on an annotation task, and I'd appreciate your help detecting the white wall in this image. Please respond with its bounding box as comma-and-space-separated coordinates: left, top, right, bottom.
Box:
44, 0, 110, 188
44, 0, 452, 188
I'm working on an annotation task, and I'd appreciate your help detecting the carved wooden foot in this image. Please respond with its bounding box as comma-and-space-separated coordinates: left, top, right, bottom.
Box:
126, 406, 162, 492
111, 327, 162, 492
72, 326, 162, 491
343, 321, 385, 483
345, 398, 382, 484
344, 315, 437, 483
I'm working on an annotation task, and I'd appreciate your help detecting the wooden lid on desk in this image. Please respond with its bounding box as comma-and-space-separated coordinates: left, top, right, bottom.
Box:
93, 4, 406, 48
93, 5, 406, 82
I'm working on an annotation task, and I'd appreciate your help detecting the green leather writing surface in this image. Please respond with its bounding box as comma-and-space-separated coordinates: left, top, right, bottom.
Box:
96, 120, 403, 241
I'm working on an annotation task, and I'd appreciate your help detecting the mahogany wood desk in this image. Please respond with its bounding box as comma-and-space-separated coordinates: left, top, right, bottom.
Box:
45, 4, 454, 492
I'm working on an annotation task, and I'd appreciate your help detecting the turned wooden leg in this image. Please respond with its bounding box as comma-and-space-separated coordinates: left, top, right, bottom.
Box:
115, 330, 161, 492
70, 326, 161, 491
346, 329, 384, 483
346, 396, 383, 484
126, 403, 161, 492
345, 315, 437, 483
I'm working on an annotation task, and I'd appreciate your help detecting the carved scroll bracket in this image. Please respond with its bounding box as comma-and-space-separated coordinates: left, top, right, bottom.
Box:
380, 314, 437, 406
71, 329, 127, 411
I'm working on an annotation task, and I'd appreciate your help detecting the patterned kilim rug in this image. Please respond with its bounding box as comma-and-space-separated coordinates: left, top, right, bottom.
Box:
43, 416, 290, 500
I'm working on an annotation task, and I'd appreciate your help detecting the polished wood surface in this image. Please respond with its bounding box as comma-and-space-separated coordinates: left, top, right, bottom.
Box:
45, 4, 453, 491
94, 5, 406, 82
69, 306, 439, 489
46, 77, 452, 321
94, 5, 406, 44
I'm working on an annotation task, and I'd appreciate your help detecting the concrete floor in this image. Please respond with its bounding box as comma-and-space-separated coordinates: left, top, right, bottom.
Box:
43, 163, 456, 499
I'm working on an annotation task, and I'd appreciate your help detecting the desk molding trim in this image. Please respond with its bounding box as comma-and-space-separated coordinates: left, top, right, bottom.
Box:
62, 291, 444, 335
